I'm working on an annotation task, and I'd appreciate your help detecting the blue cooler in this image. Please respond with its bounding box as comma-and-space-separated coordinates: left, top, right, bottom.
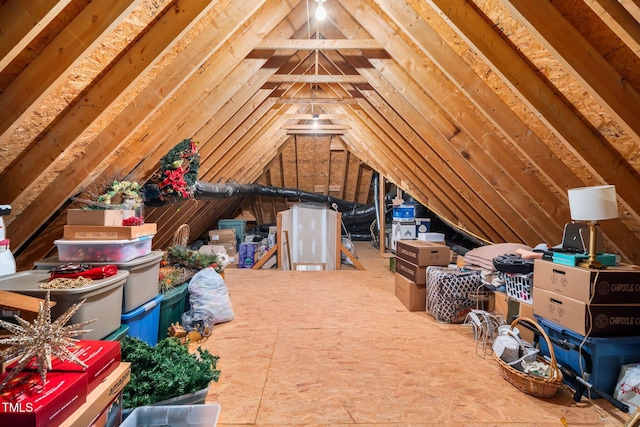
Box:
536, 316, 640, 397
121, 294, 163, 346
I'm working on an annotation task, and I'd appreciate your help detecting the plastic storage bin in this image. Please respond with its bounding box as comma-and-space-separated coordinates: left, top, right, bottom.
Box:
0, 270, 128, 340
121, 404, 220, 427
536, 316, 640, 396
158, 282, 189, 342
392, 205, 415, 220
121, 293, 163, 346
54, 236, 152, 262
103, 324, 129, 341
35, 251, 163, 312
504, 272, 533, 304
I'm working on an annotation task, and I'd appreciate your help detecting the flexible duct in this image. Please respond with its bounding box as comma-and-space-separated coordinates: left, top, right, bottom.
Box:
144, 181, 390, 225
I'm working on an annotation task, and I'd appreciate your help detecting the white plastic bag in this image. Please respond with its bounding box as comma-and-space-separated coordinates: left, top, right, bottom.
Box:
614, 363, 640, 412
182, 267, 234, 332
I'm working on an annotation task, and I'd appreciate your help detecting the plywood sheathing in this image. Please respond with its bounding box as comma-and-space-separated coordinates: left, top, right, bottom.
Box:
4, 1, 175, 213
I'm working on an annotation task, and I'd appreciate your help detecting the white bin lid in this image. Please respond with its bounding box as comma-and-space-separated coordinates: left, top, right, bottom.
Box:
34, 250, 164, 269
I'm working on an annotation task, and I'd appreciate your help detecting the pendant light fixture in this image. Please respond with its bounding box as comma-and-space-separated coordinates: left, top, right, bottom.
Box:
315, 0, 327, 21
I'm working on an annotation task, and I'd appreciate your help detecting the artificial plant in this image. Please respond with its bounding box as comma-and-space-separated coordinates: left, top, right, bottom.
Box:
121, 336, 220, 408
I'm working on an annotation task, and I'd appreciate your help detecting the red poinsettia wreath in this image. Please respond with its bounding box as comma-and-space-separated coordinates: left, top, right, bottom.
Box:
157, 138, 200, 200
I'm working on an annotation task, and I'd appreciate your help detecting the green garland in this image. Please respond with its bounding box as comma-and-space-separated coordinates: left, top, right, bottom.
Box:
121, 336, 220, 408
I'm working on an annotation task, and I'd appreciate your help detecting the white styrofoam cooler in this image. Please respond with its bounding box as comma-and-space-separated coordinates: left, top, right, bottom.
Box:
0, 270, 128, 340
34, 251, 163, 312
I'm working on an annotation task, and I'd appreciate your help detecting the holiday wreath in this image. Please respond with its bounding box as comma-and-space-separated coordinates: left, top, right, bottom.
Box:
157, 138, 200, 200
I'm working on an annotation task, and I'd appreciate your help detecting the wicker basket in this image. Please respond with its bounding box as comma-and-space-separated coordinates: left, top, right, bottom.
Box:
495, 317, 563, 398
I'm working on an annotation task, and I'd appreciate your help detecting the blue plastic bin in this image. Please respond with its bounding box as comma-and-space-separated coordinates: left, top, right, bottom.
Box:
392, 205, 415, 220
121, 294, 163, 346
536, 316, 640, 397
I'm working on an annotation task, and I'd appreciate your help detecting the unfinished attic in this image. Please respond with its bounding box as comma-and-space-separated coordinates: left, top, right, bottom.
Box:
0, 0, 639, 268
1, 0, 640, 425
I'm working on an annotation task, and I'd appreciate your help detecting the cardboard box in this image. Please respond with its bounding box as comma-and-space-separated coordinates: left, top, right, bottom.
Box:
67, 210, 133, 226
395, 240, 450, 266
209, 229, 236, 242
60, 362, 130, 427
534, 259, 640, 304
0, 371, 88, 427
391, 221, 416, 252
205, 240, 236, 256
87, 393, 122, 427
63, 222, 158, 240
198, 245, 227, 256
12, 341, 121, 393
63, 223, 157, 240
395, 258, 426, 285
532, 287, 640, 337
394, 273, 426, 311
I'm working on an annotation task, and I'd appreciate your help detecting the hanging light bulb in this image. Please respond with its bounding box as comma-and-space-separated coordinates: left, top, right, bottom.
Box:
315, 0, 327, 20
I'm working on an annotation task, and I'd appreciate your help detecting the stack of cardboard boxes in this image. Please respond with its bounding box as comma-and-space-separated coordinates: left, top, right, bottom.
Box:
531, 259, 640, 398
63, 209, 156, 241
394, 240, 451, 311
201, 229, 238, 258
532, 259, 640, 337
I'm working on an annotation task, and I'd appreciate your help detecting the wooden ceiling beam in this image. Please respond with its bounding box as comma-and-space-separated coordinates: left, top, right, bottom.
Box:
255, 39, 383, 50
338, 0, 541, 243
375, 1, 584, 198
283, 114, 351, 119
355, 3, 563, 244
0, 0, 143, 147
77, 0, 268, 188
198, 94, 280, 181
619, 0, 640, 22
338, 108, 469, 231
268, 74, 368, 83
287, 129, 345, 134
1, 0, 214, 212
352, 91, 513, 242
501, 0, 640, 140
283, 124, 349, 130
275, 98, 359, 104
427, 0, 640, 261
6, 3, 221, 252
119, 0, 305, 186
0, 0, 73, 71
584, 0, 640, 60
105, 1, 293, 188
6, 0, 264, 251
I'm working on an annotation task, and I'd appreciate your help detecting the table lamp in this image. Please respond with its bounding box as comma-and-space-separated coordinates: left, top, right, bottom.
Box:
567, 185, 618, 269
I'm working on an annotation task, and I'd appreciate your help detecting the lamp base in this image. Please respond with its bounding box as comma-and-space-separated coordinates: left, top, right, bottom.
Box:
578, 259, 606, 270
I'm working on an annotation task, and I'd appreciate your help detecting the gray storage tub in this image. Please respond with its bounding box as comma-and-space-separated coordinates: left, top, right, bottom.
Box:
34, 251, 163, 312
0, 270, 128, 339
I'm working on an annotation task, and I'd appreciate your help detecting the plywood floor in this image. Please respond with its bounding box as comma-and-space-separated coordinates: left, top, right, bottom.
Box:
199, 242, 630, 426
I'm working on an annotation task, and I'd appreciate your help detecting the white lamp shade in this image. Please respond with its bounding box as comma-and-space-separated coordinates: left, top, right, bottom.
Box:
567, 185, 618, 221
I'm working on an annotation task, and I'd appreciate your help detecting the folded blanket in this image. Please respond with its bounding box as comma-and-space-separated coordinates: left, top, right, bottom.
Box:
462, 243, 531, 271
